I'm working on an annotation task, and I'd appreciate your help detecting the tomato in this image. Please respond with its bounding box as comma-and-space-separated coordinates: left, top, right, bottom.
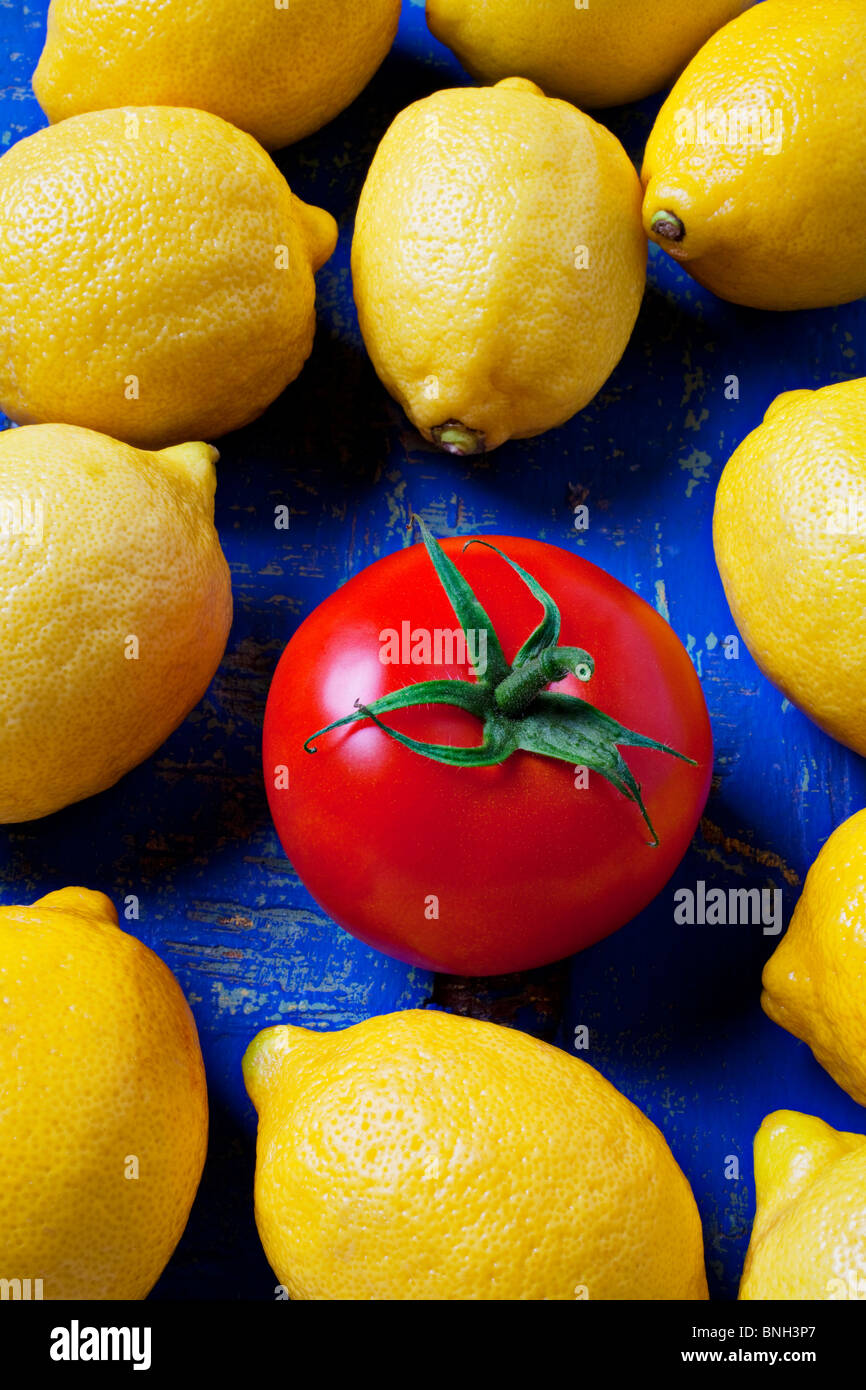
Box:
263, 524, 712, 976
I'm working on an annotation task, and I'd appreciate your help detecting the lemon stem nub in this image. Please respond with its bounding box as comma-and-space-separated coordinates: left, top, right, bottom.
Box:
432, 421, 486, 456
651, 210, 685, 243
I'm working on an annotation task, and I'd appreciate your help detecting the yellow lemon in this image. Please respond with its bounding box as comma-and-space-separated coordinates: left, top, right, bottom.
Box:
427, 0, 750, 109
243, 1009, 708, 1300
34, 0, 401, 150
642, 0, 866, 310
713, 378, 866, 756
762, 809, 866, 1108
0, 887, 207, 1300
739, 1111, 866, 1300
352, 78, 646, 454
0, 107, 337, 448
0, 423, 232, 823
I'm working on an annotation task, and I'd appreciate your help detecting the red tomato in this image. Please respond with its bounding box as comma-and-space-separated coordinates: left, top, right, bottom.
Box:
263, 530, 712, 975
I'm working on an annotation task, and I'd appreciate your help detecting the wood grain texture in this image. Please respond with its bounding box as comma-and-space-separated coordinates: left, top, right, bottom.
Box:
1, 0, 865, 1300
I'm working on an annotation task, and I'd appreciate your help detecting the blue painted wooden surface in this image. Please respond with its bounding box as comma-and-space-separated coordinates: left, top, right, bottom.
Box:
2, 0, 865, 1301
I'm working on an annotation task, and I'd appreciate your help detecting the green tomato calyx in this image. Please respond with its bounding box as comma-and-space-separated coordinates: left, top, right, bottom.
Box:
304, 518, 695, 846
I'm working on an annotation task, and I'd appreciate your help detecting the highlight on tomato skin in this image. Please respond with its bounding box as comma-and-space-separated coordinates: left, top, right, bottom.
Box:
263, 523, 714, 977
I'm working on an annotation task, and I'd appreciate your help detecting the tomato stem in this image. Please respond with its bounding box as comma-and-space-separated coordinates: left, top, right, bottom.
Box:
494, 646, 594, 719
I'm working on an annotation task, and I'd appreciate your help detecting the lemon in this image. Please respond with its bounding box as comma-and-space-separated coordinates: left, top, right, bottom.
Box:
0, 423, 232, 823
0, 887, 207, 1300
34, 0, 401, 150
352, 78, 646, 454
642, 0, 866, 310
427, 0, 750, 109
739, 1111, 866, 1300
713, 379, 866, 756
0, 106, 337, 448
243, 1009, 708, 1300
762, 810, 866, 1108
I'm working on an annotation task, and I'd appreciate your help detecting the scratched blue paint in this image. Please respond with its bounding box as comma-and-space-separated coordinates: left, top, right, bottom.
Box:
1, 0, 865, 1301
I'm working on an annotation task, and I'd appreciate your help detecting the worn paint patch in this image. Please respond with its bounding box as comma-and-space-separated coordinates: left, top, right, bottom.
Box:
699, 819, 801, 887
680, 449, 713, 498
654, 578, 670, 622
